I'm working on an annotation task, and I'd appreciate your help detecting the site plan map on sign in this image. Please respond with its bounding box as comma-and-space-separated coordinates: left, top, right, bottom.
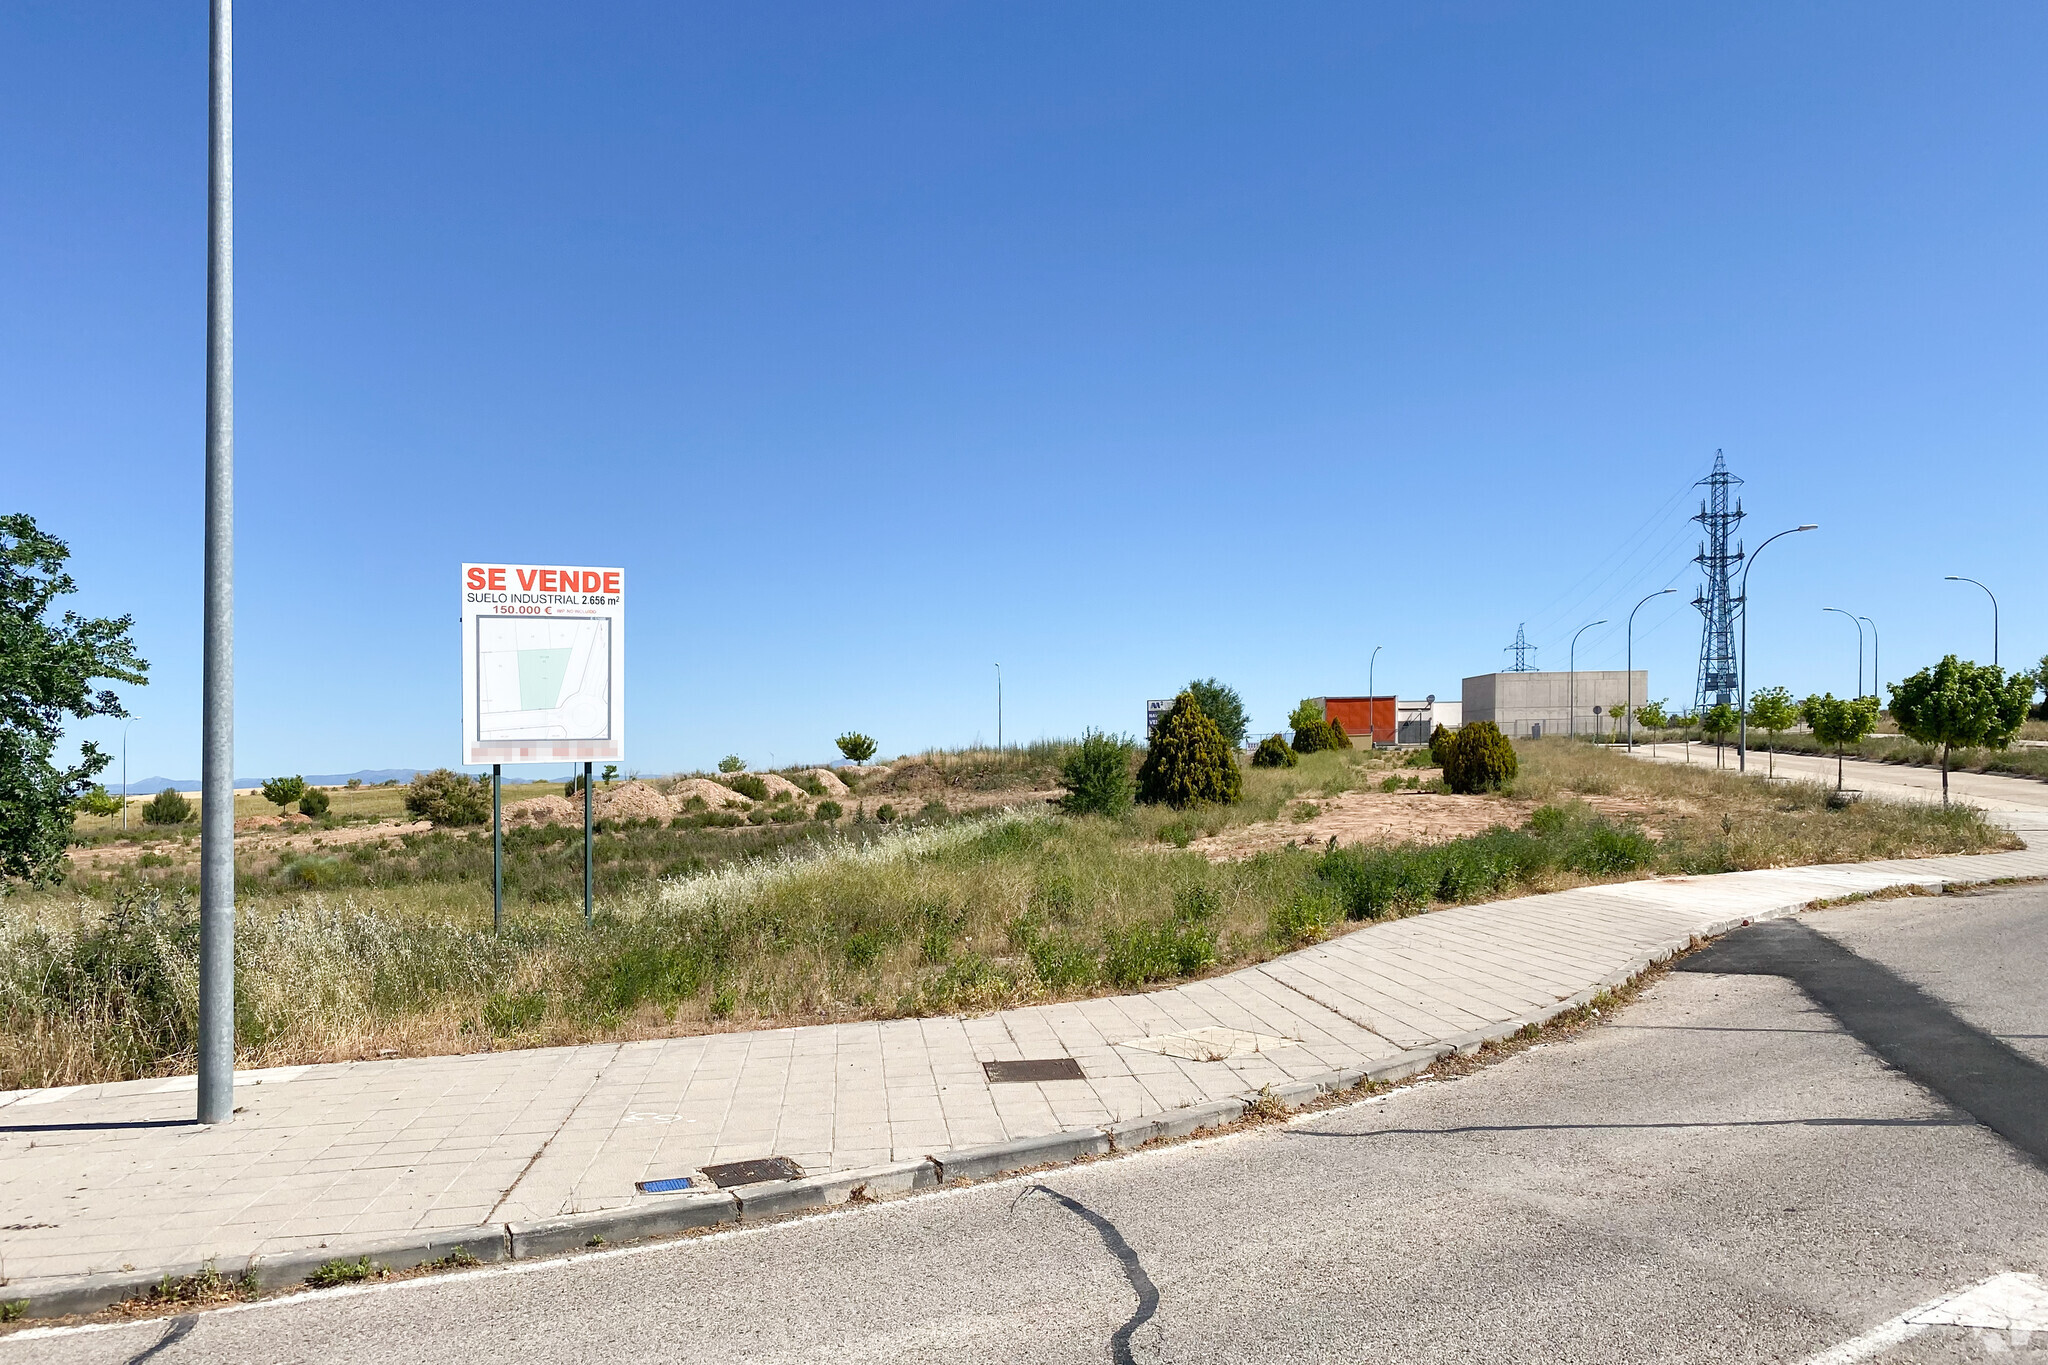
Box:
461, 562, 624, 766
475, 616, 611, 743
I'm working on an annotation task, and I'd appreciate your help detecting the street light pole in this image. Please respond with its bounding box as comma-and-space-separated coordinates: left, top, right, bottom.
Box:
197, 0, 236, 1127
1367, 645, 1382, 745
1737, 524, 1819, 774
1945, 576, 1998, 667
1822, 608, 1863, 697
1568, 619, 1607, 739
1859, 616, 1878, 703
1626, 589, 1675, 752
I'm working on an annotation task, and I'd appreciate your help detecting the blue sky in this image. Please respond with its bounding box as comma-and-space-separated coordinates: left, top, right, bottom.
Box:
7, 2, 2043, 780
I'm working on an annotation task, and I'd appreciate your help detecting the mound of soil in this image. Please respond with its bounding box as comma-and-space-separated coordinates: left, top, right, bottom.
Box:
736, 773, 808, 800
671, 778, 752, 810
594, 780, 676, 823
805, 769, 850, 797
506, 795, 580, 828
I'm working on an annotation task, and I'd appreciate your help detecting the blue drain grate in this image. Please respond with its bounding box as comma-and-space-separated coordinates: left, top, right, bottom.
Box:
636, 1176, 694, 1194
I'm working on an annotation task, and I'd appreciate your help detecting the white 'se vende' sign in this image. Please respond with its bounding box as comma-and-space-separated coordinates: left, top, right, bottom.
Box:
461, 563, 624, 767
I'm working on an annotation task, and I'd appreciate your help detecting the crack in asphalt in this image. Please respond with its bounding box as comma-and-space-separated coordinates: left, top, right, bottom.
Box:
1680, 918, 2048, 1167
122, 1315, 195, 1364
1016, 1185, 1161, 1364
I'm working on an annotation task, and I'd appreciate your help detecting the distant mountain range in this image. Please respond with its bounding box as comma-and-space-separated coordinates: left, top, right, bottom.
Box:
114, 769, 420, 794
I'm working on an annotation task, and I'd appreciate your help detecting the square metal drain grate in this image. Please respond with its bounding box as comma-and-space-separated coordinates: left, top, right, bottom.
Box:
700, 1155, 805, 1187
983, 1058, 1086, 1084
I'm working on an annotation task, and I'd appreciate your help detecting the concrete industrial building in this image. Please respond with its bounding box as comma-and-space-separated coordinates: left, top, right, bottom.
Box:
1461, 670, 1647, 740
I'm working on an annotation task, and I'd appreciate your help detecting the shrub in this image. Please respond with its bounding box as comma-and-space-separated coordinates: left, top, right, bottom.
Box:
1184, 679, 1248, 748
1441, 721, 1517, 794
346, 777, 363, 789
260, 775, 308, 811
917, 799, 950, 822
142, 787, 192, 825
876, 803, 897, 823
723, 774, 769, 801
1250, 734, 1296, 768
791, 772, 827, 797
835, 732, 878, 764
1290, 715, 1338, 754
73, 784, 122, 817
297, 787, 330, 818
1269, 887, 1341, 948
1428, 724, 1456, 767
814, 800, 843, 822
718, 755, 746, 773
1059, 730, 1136, 816
1136, 693, 1242, 808
1102, 885, 1220, 986
404, 769, 490, 826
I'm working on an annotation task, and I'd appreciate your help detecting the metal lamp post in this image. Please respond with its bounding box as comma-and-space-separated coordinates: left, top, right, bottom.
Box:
1859, 616, 1878, 702
1367, 645, 1382, 745
1737, 524, 1818, 774
1944, 576, 1998, 667
197, 0, 235, 1126
1568, 619, 1607, 738
1626, 589, 1675, 752
1822, 608, 1863, 697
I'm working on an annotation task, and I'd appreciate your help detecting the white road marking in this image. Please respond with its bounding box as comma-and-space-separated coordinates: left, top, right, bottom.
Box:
1798, 1274, 2048, 1364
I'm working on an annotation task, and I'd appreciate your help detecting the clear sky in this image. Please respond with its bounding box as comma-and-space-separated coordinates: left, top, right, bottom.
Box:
7, 2, 2043, 781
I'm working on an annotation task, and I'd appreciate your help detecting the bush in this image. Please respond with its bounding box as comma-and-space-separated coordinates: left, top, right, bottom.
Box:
814, 800, 843, 822
791, 772, 827, 797
298, 788, 330, 818
1428, 724, 1456, 767
1250, 734, 1296, 768
142, 787, 192, 825
876, 803, 897, 823
1440, 721, 1517, 794
260, 775, 308, 811
1059, 730, 1136, 817
718, 755, 746, 773
723, 774, 769, 801
1136, 693, 1242, 808
404, 769, 491, 827
1269, 887, 1341, 948
73, 784, 122, 818
1102, 885, 1220, 986
835, 732, 878, 764
1290, 715, 1338, 754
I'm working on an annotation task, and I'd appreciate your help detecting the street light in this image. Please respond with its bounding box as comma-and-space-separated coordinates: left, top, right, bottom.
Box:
1859, 616, 1878, 703
1626, 589, 1676, 752
1822, 608, 1863, 698
1367, 645, 1382, 745
1737, 524, 1819, 773
1568, 619, 1607, 738
1944, 576, 1998, 667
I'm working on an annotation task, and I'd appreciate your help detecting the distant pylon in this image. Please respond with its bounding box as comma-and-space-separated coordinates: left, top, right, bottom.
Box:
1504, 623, 1538, 672
1691, 451, 1745, 717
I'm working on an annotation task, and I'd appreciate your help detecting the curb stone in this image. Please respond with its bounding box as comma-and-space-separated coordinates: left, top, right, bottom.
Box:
507, 1190, 737, 1260
734, 1159, 937, 1220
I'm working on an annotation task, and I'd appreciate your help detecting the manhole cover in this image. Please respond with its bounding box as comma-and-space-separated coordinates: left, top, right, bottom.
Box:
983, 1058, 1085, 1083
700, 1156, 804, 1187
1119, 1026, 1296, 1062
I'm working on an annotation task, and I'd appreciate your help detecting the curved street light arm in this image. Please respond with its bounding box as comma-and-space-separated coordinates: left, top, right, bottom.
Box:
1737, 524, 1818, 772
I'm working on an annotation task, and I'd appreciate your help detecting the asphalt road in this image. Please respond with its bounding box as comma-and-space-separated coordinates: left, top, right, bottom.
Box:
14, 884, 2048, 1364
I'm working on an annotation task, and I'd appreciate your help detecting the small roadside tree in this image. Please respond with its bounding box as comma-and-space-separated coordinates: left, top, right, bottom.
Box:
2032, 654, 2048, 722
0, 514, 149, 884
1185, 679, 1248, 749
1250, 734, 1296, 768
1633, 700, 1669, 732
1799, 693, 1881, 794
1137, 692, 1242, 808
718, 755, 746, 773
1745, 686, 1798, 779
73, 784, 122, 818
835, 731, 878, 765
1700, 702, 1738, 767
1058, 730, 1136, 817
261, 775, 308, 812
1888, 656, 2033, 806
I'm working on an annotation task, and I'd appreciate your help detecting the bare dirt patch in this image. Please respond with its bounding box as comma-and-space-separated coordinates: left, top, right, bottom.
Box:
1194, 788, 1666, 861
67, 818, 432, 873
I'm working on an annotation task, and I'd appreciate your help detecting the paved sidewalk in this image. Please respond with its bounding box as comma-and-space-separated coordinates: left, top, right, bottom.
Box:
4, 814, 2044, 1311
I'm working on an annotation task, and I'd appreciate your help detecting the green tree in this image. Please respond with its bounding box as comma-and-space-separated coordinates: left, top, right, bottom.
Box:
298, 787, 331, 818
718, 755, 746, 773
1286, 698, 1324, 732
1633, 699, 1669, 732
1184, 679, 1248, 748
2032, 654, 2048, 722
261, 775, 308, 811
1888, 656, 2033, 806
73, 783, 122, 818
1059, 730, 1136, 816
1137, 692, 1242, 808
1799, 692, 1881, 793
0, 514, 148, 883
142, 786, 193, 826
1700, 702, 1738, 767
1745, 686, 1798, 779
1441, 721, 1518, 794
835, 731, 878, 765
602, 764, 618, 786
